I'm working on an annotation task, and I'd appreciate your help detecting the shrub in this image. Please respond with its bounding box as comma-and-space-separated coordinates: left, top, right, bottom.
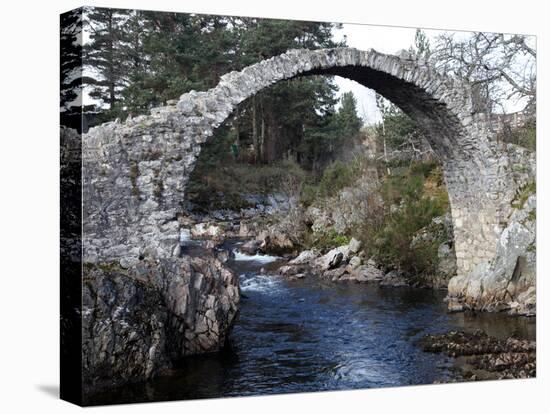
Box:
498, 118, 536, 151
357, 161, 450, 277
511, 181, 536, 210
317, 160, 358, 198
305, 229, 351, 251
299, 156, 368, 206
187, 158, 308, 210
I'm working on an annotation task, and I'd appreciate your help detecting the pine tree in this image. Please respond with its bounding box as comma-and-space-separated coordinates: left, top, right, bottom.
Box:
83, 7, 132, 113
411, 29, 431, 59
336, 92, 363, 139
60, 9, 83, 111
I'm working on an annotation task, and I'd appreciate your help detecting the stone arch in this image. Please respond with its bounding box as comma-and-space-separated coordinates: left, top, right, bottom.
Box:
82, 48, 517, 279
174, 48, 511, 276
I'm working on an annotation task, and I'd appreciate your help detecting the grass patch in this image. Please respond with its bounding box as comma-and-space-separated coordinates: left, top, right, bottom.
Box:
512, 181, 536, 210
304, 229, 351, 251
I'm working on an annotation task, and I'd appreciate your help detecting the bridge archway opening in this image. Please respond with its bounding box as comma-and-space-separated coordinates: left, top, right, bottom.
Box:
175, 49, 505, 277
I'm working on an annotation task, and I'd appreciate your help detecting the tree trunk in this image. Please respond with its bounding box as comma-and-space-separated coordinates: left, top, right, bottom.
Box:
235, 107, 240, 147
260, 106, 266, 163
382, 120, 391, 175
252, 97, 259, 163
107, 11, 116, 109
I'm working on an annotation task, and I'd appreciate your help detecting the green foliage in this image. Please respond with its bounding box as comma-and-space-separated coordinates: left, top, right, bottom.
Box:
83, 7, 358, 173
357, 161, 450, 277
299, 156, 367, 206
305, 229, 351, 251
375, 97, 421, 150
511, 181, 536, 210
317, 159, 359, 197
410, 29, 431, 59
369, 197, 446, 275
335, 92, 363, 139
84, 7, 139, 108
187, 158, 307, 210
299, 183, 319, 208
298, 91, 363, 172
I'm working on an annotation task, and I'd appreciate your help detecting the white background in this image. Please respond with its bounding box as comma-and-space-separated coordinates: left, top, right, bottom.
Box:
0, 0, 547, 412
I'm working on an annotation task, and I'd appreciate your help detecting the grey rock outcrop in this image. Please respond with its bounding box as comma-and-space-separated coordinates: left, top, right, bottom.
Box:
305, 180, 376, 235
349, 261, 385, 283
190, 222, 224, 239
288, 249, 320, 265
447, 193, 536, 315
315, 245, 351, 271
446, 144, 536, 314
82, 254, 240, 395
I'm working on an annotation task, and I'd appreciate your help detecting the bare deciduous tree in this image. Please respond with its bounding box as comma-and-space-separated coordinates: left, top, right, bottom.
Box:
430, 32, 536, 117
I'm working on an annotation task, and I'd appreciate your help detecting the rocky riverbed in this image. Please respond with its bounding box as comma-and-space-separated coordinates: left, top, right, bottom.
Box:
86, 238, 535, 405
420, 330, 536, 381
81, 191, 536, 403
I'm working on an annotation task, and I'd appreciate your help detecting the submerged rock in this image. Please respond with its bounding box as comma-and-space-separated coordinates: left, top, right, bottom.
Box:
380, 270, 409, 287
240, 239, 262, 255
420, 330, 535, 380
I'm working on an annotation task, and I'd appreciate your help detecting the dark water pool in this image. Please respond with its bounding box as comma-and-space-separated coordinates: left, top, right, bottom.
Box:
90, 243, 535, 405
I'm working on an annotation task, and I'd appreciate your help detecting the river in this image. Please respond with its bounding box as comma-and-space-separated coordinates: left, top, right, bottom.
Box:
90, 240, 535, 404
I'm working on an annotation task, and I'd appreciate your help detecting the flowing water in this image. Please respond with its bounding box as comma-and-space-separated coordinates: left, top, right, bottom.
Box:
91, 240, 535, 405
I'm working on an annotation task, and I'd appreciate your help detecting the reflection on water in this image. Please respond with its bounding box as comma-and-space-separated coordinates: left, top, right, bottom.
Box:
90, 242, 535, 405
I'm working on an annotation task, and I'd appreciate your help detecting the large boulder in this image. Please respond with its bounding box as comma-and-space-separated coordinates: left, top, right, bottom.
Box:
288, 249, 320, 265
82, 254, 240, 398
257, 229, 295, 254
314, 245, 351, 271
190, 222, 224, 239
238, 221, 253, 238
349, 261, 384, 282
348, 237, 363, 254
239, 238, 262, 255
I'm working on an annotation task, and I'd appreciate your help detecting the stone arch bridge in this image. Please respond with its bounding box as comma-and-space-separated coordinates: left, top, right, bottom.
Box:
80, 47, 535, 311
